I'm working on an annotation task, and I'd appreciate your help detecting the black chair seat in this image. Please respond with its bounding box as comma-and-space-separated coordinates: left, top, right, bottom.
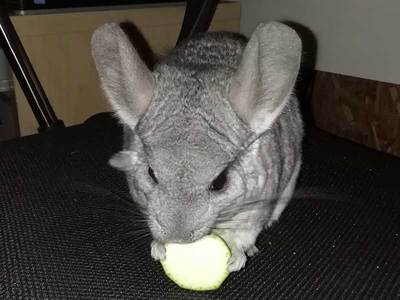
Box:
1, 114, 399, 299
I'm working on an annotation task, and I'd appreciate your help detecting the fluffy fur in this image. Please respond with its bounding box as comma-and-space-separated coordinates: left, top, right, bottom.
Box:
91, 22, 303, 271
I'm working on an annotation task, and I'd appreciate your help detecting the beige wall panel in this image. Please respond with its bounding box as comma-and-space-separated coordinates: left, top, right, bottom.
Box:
11, 2, 240, 135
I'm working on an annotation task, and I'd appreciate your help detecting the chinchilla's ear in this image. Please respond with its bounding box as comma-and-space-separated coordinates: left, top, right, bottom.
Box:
108, 150, 138, 171
91, 23, 154, 130
228, 22, 302, 135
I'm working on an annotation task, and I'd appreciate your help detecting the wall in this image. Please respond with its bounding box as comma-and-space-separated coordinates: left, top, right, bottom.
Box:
240, 0, 400, 85
11, 2, 241, 136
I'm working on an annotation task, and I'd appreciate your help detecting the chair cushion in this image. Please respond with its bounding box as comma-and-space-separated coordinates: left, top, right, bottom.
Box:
1, 113, 399, 299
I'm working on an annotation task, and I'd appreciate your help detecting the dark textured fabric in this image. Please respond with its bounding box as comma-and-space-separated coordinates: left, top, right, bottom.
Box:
1, 113, 399, 299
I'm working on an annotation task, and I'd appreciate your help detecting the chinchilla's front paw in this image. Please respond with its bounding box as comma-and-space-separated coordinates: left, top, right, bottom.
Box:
245, 245, 259, 257
227, 244, 259, 271
151, 240, 166, 261
228, 247, 247, 272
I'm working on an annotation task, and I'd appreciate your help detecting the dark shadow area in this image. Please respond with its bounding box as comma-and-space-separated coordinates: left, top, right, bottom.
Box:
0, 90, 19, 141
284, 21, 318, 131
119, 22, 158, 69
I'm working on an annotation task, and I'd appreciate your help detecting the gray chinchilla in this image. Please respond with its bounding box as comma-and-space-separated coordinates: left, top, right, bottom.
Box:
91, 22, 303, 272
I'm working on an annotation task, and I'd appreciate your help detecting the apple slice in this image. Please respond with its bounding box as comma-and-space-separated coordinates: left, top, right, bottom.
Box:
161, 234, 231, 291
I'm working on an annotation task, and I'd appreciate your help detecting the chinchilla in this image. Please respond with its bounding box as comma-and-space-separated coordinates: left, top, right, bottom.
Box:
91, 22, 303, 272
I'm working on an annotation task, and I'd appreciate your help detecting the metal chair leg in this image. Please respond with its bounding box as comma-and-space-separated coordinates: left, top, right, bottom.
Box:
176, 0, 220, 45
0, 5, 64, 132
0, 0, 219, 133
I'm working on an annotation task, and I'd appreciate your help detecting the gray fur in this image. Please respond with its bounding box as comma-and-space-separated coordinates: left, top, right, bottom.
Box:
91, 22, 303, 272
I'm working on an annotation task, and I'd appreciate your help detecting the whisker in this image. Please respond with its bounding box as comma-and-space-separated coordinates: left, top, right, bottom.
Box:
212, 226, 254, 230
217, 199, 269, 220
133, 232, 152, 242
215, 217, 260, 223
73, 182, 150, 212
217, 188, 336, 220
80, 205, 148, 221
123, 227, 151, 236
81, 206, 139, 214
293, 190, 338, 201
123, 230, 151, 237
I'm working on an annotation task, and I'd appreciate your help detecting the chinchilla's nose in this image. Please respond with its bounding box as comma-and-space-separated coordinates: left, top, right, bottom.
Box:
158, 220, 206, 243
150, 214, 195, 243
164, 223, 196, 243
151, 197, 212, 243
166, 231, 199, 244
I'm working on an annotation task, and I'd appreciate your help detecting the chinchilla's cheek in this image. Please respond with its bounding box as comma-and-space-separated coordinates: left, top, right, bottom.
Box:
124, 167, 153, 205
211, 171, 245, 208
132, 189, 148, 208
133, 168, 157, 195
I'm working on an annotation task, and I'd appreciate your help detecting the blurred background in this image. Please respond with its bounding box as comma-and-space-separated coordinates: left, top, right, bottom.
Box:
1, 0, 399, 158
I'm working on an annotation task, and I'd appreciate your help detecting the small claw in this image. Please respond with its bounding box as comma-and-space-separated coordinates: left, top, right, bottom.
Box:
228, 250, 247, 272
265, 218, 277, 229
246, 245, 259, 257
151, 240, 166, 261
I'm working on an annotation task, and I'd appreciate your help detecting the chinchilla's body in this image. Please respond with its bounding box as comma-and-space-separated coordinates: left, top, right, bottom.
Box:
92, 22, 303, 271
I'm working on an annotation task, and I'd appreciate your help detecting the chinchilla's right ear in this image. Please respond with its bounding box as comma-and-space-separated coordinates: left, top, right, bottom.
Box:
91, 23, 154, 130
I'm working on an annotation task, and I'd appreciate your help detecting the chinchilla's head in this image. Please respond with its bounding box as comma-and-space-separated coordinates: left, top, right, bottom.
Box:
91, 22, 301, 243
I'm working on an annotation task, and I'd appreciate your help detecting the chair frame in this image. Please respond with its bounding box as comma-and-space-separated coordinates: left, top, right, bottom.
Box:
0, 0, 219, 132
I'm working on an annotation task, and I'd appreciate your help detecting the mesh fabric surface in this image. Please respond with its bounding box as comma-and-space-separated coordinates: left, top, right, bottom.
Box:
1, 113, 399, 299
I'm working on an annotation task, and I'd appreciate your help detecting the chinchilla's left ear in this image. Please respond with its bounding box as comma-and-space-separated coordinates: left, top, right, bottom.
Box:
91, 23, 155, 130
228, 22, 302, 135
108, 150, 139, 171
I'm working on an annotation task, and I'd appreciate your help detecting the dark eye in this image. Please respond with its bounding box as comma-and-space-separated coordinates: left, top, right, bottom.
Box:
148, 167, 158, 184
209, 169, 228, 192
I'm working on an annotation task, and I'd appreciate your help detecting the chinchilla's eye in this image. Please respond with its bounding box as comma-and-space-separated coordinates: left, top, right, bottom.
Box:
148, 167, 158, 184
209, 169, 228, 192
